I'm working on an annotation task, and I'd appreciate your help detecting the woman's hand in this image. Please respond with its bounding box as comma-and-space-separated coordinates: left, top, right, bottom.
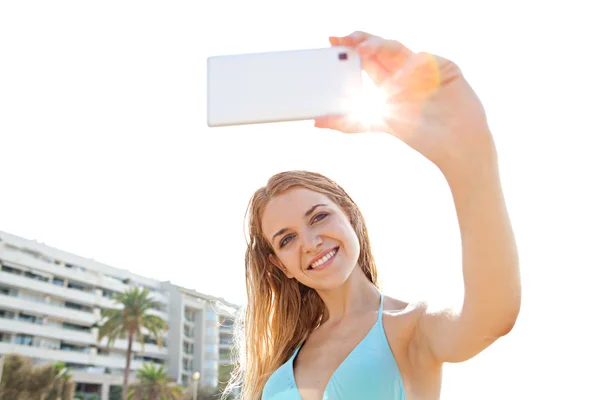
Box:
315, 31, 497, 177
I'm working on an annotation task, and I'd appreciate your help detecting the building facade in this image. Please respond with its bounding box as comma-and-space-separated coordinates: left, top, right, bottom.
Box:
0, 231, 239, 399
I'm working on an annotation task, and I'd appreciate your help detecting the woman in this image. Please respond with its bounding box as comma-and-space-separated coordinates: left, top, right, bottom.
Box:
224, 31, 521, 400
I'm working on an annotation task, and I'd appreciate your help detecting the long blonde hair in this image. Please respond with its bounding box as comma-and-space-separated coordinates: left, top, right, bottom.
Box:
222, 170, 380, 399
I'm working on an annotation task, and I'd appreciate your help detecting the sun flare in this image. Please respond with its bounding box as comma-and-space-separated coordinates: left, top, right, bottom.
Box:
348, 72, 391, 130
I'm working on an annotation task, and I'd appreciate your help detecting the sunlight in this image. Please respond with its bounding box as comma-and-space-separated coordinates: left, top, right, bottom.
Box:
347, 72, 391, 130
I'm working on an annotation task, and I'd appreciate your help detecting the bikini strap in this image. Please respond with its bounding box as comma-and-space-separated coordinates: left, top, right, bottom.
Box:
377, 291, 385, 322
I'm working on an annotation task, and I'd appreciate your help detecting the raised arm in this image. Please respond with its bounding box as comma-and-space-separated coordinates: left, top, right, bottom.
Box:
418, 153, 521, 363
315, 31, 522, 363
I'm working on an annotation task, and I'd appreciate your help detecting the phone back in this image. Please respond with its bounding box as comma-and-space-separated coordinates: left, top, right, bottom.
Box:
206, 47, 362, 127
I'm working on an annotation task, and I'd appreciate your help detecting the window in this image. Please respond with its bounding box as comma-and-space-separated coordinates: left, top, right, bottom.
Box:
184, 325, 194, 338
52, 278, 64, 286
205, 344, 216, 353
184, 342, 194, 355
18, 313, 38, 324
219, 348, 231, 360
220, 333, 233, 345
63, 322, 91, 332
184, 309, 195, 322
15, 334, 34, 346
60, 342, 89, 353
182, 358, 193, 371
67, 282, 86, 291
64, 301, 93, 313
24, 271, 49, 282
206, 311, 217, 321
1, 264, 22, 275
65, 301, 82, 310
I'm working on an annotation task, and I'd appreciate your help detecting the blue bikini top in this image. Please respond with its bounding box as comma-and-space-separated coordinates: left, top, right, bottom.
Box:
262, 292, 406, 399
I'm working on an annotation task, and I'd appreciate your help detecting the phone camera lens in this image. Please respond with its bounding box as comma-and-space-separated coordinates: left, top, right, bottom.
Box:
338, 52, 348, 61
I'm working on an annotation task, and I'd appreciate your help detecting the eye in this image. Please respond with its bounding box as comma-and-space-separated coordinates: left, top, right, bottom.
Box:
280, 235, 294, 248
311, 212, 329, 224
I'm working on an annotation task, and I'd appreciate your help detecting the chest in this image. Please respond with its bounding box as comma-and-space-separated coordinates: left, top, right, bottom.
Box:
293, 314, 383, 399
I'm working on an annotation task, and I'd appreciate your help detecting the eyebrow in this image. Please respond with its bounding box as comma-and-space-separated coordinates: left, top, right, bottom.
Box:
271, 203, 327, 244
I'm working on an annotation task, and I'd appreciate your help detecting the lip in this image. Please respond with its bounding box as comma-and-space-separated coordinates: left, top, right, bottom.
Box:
307, 247, 339, 271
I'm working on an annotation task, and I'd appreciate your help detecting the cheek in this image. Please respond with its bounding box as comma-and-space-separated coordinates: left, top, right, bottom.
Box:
277, 249, 301, 273
332, 218, 360, 251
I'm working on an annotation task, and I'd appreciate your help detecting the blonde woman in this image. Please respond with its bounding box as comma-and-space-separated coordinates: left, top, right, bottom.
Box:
224, 31, 521, 400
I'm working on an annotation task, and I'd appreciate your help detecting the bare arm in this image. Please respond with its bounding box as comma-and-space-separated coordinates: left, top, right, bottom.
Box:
419, 155, 522, 363
317, 31, 522, 364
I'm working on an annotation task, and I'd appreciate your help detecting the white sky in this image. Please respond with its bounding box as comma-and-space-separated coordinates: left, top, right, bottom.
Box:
1, 1, 598, 398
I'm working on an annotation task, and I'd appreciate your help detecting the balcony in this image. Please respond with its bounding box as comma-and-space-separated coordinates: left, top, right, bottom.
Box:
0, 271, 97, 307
0, 318, 94, 345
1, 248, 169, 304
1, 248, 103, 290
0, 342, 145, 370
0, 293, 96, 325
97, 337, 167, 357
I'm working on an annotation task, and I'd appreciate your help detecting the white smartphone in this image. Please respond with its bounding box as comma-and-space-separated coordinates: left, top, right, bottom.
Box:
206, 46, 363, 127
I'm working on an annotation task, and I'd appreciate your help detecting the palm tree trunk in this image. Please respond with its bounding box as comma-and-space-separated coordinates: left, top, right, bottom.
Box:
122, 333, 134, 400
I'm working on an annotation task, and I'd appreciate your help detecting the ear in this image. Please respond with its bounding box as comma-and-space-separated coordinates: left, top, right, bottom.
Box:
269, 254, 294, 279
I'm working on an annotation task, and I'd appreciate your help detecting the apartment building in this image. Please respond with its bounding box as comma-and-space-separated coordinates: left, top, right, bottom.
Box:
0, 230, 240, 400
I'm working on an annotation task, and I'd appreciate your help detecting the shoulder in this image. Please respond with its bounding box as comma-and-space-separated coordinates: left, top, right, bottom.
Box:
381, 296, 441, 366
381, 295, 426, 337
382, 295, 428, 319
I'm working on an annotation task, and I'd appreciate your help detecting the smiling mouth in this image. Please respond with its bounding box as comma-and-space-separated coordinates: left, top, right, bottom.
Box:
308, 247, 339, 270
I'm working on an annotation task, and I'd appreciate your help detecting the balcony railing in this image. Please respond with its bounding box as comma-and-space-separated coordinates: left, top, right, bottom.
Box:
0, 293, 96, 325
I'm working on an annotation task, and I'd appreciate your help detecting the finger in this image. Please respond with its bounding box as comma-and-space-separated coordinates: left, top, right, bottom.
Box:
361, 56, 390, 88
314, 115, 365, 134
328, 33, 388, 86
356, 37, 413, 76
314, 114, 391, 135
329, 31, 376, 48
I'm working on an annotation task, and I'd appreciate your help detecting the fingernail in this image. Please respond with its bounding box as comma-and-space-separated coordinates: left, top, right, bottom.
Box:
329, 36, 340, 45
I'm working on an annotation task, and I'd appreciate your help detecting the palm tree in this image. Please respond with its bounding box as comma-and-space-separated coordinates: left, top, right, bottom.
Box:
128, 362, 185, 400
47, 361, 76, 400
97, 286, 167, 400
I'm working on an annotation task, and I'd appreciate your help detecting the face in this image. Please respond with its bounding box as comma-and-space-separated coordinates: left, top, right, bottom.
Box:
261, 187, 361, 290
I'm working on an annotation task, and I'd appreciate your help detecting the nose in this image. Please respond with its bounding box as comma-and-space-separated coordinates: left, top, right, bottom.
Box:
301, 232, 323, 254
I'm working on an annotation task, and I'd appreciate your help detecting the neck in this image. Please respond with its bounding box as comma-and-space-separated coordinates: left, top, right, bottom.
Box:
316, 267, 381, 323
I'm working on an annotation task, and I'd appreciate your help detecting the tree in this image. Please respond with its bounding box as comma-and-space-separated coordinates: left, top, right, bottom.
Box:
97, 286, 167, 400
46, 361, 76, 400
127, 362, 185, 400
0, 354, 75, 400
